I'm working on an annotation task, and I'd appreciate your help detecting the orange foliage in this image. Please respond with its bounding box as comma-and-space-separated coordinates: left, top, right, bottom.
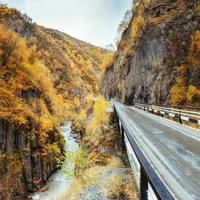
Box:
170, 31, 200, 106
170, 77, 187, 105
101, 52, 116, 70
188, 31, 200, 66
0, 24, 29, 67
0, 24, 66, 161
0, 6, 108, 198
130, 16, 145, 41
187, 85, 200, 103
86, 96, 109, 137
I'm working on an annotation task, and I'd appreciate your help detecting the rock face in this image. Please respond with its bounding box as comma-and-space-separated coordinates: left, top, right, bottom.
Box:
0, 118, 61, 192
103, 0, 200, 105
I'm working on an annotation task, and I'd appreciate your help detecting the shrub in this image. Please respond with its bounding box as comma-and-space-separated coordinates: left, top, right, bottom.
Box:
86, 96, 109, 137
170, 31, 200, 106
170, 77, 187, 105
64, 147, 90, 182
101, 52, 115, 70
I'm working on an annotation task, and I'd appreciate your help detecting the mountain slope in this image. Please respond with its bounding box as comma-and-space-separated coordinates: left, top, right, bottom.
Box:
0, 5, 107, 100
0, 5, 107, 199
103, 0, 200, 106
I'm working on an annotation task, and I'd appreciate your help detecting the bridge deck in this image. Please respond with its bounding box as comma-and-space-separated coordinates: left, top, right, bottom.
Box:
116, 104, 200, 200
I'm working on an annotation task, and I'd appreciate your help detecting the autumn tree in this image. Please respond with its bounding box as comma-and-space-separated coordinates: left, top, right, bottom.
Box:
170, 31, 200, 106
170, 77, 187, 105
64, 147, 90, 182
0, 25, 29, 68
101, 52, 115, 70
86, 96, 109, 144
117, 9, 132, 37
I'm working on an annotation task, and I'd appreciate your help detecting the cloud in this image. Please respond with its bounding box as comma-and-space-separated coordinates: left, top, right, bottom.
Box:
1, 0, 39, 7
1, 0, 132, 47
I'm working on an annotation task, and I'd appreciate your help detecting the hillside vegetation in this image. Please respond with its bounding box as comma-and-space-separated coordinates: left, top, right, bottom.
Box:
0, 5, 107, 199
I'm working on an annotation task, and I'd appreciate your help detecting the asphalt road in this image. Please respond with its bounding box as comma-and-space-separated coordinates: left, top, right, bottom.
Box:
116, 104, 200, 200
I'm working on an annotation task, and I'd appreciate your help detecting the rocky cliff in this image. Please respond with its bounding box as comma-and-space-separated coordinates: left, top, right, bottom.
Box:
0, 119, 63, 195
103, 0, 200, 106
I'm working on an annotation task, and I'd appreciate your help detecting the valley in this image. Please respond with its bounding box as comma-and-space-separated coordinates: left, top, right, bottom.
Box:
0, 1, 200, 200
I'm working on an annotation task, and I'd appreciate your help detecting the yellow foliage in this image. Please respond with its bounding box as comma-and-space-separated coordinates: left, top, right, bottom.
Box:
0, 24, 30, 67
171, 31, 200, 106
79, 109, 87, 121
143, 0, 151, 6
130, 16, 145, 41
0, 84, 32, 124
196, 1, 200, 12
65, 102, 71, 111
0, 6, 107, 108
0, 23, 67, 166
84, 94, 93, 104
101, 52, 115, 70
170, 77, 187, 105
74, 147, 90, 180
74, 96, 80, 108
189, 31, 200, 66
170, 78, 200, 106
86, 96, 109, 144
39, 113, 55, 132
187, 85, 200, 103
72, 108, 88, 134
93, 96, 109, 126
41, 143, 62, 161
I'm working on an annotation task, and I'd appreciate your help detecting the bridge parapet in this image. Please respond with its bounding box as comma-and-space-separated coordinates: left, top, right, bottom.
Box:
114, 105, 176, 200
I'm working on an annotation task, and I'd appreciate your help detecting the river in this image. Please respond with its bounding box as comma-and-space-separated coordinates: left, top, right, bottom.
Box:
31, 121, 79, 200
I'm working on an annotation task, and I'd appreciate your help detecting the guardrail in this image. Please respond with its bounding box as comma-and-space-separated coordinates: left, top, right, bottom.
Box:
134, 103, 200, 125
114, 105, 175, 200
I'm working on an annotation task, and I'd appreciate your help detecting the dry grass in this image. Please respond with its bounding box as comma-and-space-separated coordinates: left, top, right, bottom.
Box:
59, 156, 138, 200
100, 175, 138, 200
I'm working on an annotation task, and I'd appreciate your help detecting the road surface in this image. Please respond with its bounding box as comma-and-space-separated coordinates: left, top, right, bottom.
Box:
115, 104, 200, 200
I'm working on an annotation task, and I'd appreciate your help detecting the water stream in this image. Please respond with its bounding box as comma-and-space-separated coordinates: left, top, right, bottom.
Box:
31, 121, 79, 200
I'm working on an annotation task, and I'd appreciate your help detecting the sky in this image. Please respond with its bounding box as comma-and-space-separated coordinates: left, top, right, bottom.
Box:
1, 0, 132, 47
